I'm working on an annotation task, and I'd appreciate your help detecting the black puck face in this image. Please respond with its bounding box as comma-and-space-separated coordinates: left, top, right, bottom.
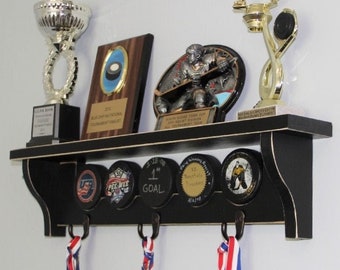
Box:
139, 157, 178, 208
177, 154, 219, 207
105, 161, 140, 209
75, 165, 103, 210
221, 149, 262, 205
274, 11, 296, 40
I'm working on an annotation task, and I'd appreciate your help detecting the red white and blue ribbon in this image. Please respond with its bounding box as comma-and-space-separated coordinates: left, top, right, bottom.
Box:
217, 236, 241, 270
66, 236, 82, 270
141, 237, 155, 270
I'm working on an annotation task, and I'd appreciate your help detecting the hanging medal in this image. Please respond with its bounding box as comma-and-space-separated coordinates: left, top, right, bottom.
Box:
66, 236, 82, 270
141, 237, 155, 270
218, 211, 244, 270
66, 217, 89, 270
217, 236, 241, 270
138, 213, 160, 270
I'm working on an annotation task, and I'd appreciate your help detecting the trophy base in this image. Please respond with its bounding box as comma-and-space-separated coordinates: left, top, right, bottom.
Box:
237, 104, 304, 120
155, 107, 217, 130
27, 103, 80, 147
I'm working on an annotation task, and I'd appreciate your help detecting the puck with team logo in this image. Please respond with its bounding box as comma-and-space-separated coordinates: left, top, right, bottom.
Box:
177, 154, 221, 207
105, 160, 141, 209
138, 157, 179, 208
75, 164, 107, 210
221, 149, 262, 205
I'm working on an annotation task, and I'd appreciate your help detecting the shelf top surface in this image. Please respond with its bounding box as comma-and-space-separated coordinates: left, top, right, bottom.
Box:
10, 114, 332, 161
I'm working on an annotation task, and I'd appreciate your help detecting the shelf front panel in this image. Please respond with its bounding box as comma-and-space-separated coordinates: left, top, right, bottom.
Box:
10, 115, 332, 161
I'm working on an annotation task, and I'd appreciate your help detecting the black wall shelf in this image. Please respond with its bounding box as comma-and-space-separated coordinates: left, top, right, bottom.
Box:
10, 114, 332, 240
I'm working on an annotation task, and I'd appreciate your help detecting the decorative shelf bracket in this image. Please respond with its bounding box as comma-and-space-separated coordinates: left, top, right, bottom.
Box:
261, 132, 313, 239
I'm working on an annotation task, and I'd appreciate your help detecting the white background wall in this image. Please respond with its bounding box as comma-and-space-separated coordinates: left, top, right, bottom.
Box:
2, 0, 339, 269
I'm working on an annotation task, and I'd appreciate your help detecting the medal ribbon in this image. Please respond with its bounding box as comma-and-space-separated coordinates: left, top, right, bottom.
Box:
141, 237, 155, 270
66, 236, 82, 270
217, 236, 241, 270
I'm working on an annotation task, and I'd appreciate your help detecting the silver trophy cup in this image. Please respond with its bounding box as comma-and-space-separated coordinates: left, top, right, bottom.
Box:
34, 0, 91, 104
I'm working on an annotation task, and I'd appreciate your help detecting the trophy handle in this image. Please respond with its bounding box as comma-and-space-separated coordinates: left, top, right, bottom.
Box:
43, 45, 78, 104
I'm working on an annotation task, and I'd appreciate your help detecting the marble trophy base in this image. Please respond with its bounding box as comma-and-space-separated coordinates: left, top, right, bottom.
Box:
238, 101, 304, 120
27, 103, 80, 147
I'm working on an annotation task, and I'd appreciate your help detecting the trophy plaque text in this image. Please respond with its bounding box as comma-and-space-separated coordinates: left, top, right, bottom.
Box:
82, 34, 154, 140
28, 104, 79, 146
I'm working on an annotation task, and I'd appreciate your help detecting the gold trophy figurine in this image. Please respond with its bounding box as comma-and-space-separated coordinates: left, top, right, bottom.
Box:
233, 0, 298, 119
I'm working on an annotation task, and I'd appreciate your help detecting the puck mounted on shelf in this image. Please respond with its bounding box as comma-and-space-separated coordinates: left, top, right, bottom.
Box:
75, 164, 108, 210
138, 157, 179, 208
221, 148, 262, 205
105, 160, 141, 209
177, 154, 221, 207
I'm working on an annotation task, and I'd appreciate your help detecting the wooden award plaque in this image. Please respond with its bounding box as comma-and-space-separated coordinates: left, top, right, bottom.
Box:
81, 34, 154, 140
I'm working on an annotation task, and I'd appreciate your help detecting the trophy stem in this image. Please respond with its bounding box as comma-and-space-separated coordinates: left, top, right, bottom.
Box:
43, 42, 78, 104
257, 16, 284, 108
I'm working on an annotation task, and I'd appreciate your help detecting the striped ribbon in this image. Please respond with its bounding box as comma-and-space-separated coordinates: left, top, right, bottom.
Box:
217, 236, 241, 270
66, 236, 82, 270
141, 237, 155, 270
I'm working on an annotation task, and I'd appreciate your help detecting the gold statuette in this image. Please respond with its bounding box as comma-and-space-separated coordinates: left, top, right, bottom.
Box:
233, 0, 298, 119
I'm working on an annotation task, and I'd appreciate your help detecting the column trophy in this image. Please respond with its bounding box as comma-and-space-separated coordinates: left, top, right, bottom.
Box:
27, 0, 91, 146
233, 0, 298, 120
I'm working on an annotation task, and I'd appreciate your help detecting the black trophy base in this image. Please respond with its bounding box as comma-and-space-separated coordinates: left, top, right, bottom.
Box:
27, 103, 80, 147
